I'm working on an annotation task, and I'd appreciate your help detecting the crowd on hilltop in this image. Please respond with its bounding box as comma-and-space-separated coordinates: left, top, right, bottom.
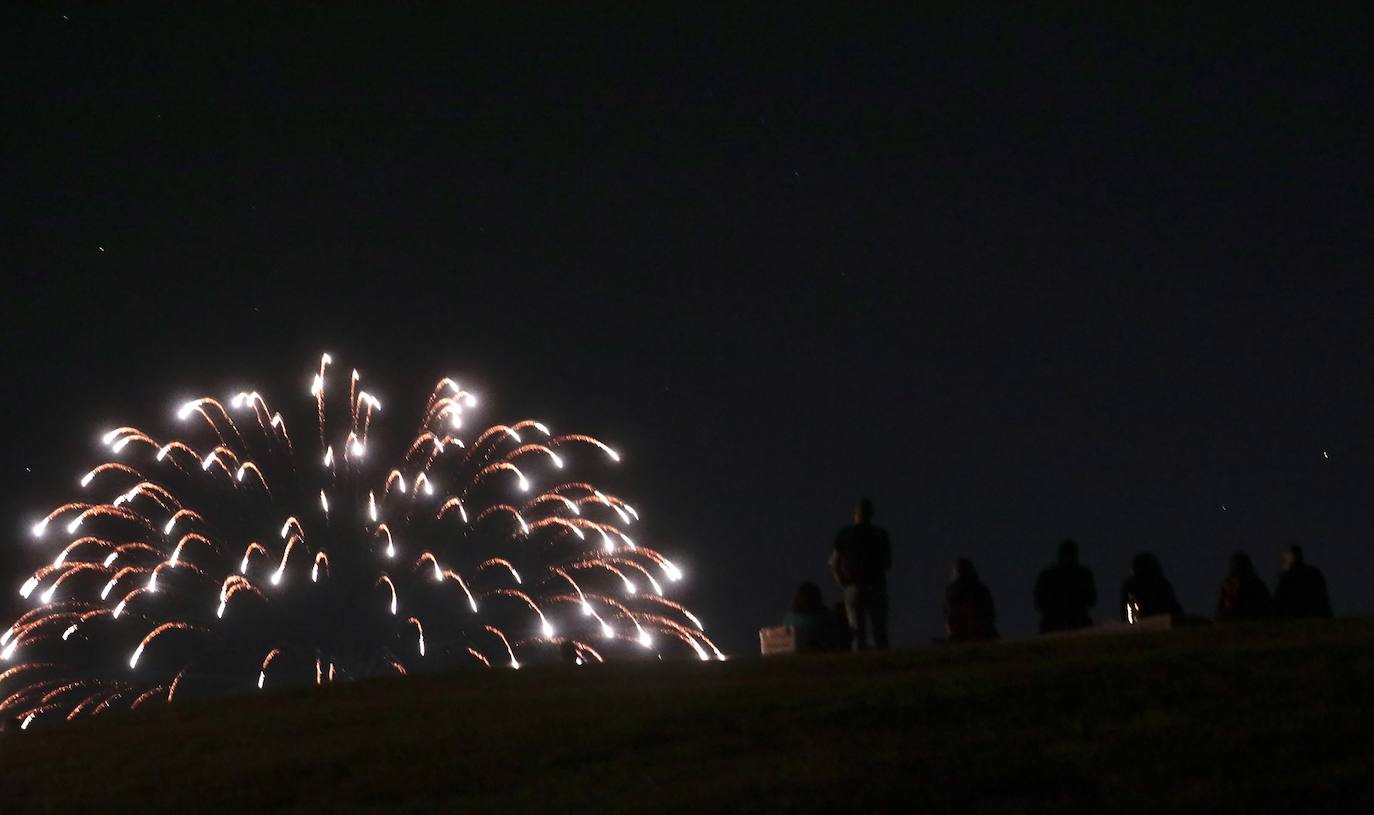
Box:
782, 499, 1335, 652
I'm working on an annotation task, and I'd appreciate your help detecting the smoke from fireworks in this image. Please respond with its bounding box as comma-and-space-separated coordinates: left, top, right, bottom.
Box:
2, 355, 719, 730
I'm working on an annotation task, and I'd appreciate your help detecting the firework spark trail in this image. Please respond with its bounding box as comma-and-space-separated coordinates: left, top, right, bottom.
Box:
2, 355, 719, 730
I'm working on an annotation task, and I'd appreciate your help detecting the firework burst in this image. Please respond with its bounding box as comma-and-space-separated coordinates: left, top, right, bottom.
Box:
2, 355, 720, 730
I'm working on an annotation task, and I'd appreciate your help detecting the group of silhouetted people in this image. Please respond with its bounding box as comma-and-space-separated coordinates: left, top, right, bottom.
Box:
1036, 540, 1332, 632
785, 499, 1335, 652
1216, 546, 1333, 621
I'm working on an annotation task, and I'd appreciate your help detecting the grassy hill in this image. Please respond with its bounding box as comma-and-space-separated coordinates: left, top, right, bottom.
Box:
4, 620, 1374, 813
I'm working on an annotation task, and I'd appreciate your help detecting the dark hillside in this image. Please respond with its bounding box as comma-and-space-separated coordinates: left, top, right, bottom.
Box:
4, 620, 1373, 813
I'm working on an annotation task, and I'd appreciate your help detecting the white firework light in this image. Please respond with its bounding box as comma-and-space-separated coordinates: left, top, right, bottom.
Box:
2, 354, 720, 729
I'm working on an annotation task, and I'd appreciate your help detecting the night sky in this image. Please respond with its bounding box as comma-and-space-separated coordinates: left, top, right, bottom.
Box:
4, 6, 1372, 653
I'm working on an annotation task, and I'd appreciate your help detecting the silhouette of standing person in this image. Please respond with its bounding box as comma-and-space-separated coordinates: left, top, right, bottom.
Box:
1272, 544, 1333, 619
830, 498, 891, 650
1215, 551, 1272, 622
1033, 539, 1097, 633
1119, 552, 1182, 622
944, 559, 998, 642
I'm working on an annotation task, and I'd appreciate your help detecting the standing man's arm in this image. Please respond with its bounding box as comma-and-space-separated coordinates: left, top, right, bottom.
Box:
828, 548, 843, 587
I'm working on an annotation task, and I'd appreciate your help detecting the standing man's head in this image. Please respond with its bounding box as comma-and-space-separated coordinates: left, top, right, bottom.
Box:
1057, 539, 1080, 567
1283, 544, 1305, 571
853, 498, 874, 525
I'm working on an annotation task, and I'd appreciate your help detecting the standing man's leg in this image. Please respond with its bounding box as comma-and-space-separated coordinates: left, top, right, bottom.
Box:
870, 583, 889, 650
844, 584, 867, 651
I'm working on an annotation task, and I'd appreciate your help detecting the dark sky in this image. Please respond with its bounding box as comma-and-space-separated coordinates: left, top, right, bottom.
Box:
3, 6, 1372, 653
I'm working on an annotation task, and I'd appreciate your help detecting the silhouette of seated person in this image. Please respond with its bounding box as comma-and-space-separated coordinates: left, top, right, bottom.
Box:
1119, 551, 1182, 622
559, 639, 582, 664
1272, 544, 1332, 619
1215, 551, 1272, 622
1033, 539, 1097, 633
944, 558, 998, 642
783, 581, 848, 651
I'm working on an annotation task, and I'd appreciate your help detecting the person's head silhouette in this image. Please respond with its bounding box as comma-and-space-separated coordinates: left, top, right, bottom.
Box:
1131, 551, 1163, 579
559, 640, 581, 664
1229, 551, 1257, 578
792, 581, 825, 613
952, 558, 979, 583
853, 498, 874, 525
1057, 539, 1080, 567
